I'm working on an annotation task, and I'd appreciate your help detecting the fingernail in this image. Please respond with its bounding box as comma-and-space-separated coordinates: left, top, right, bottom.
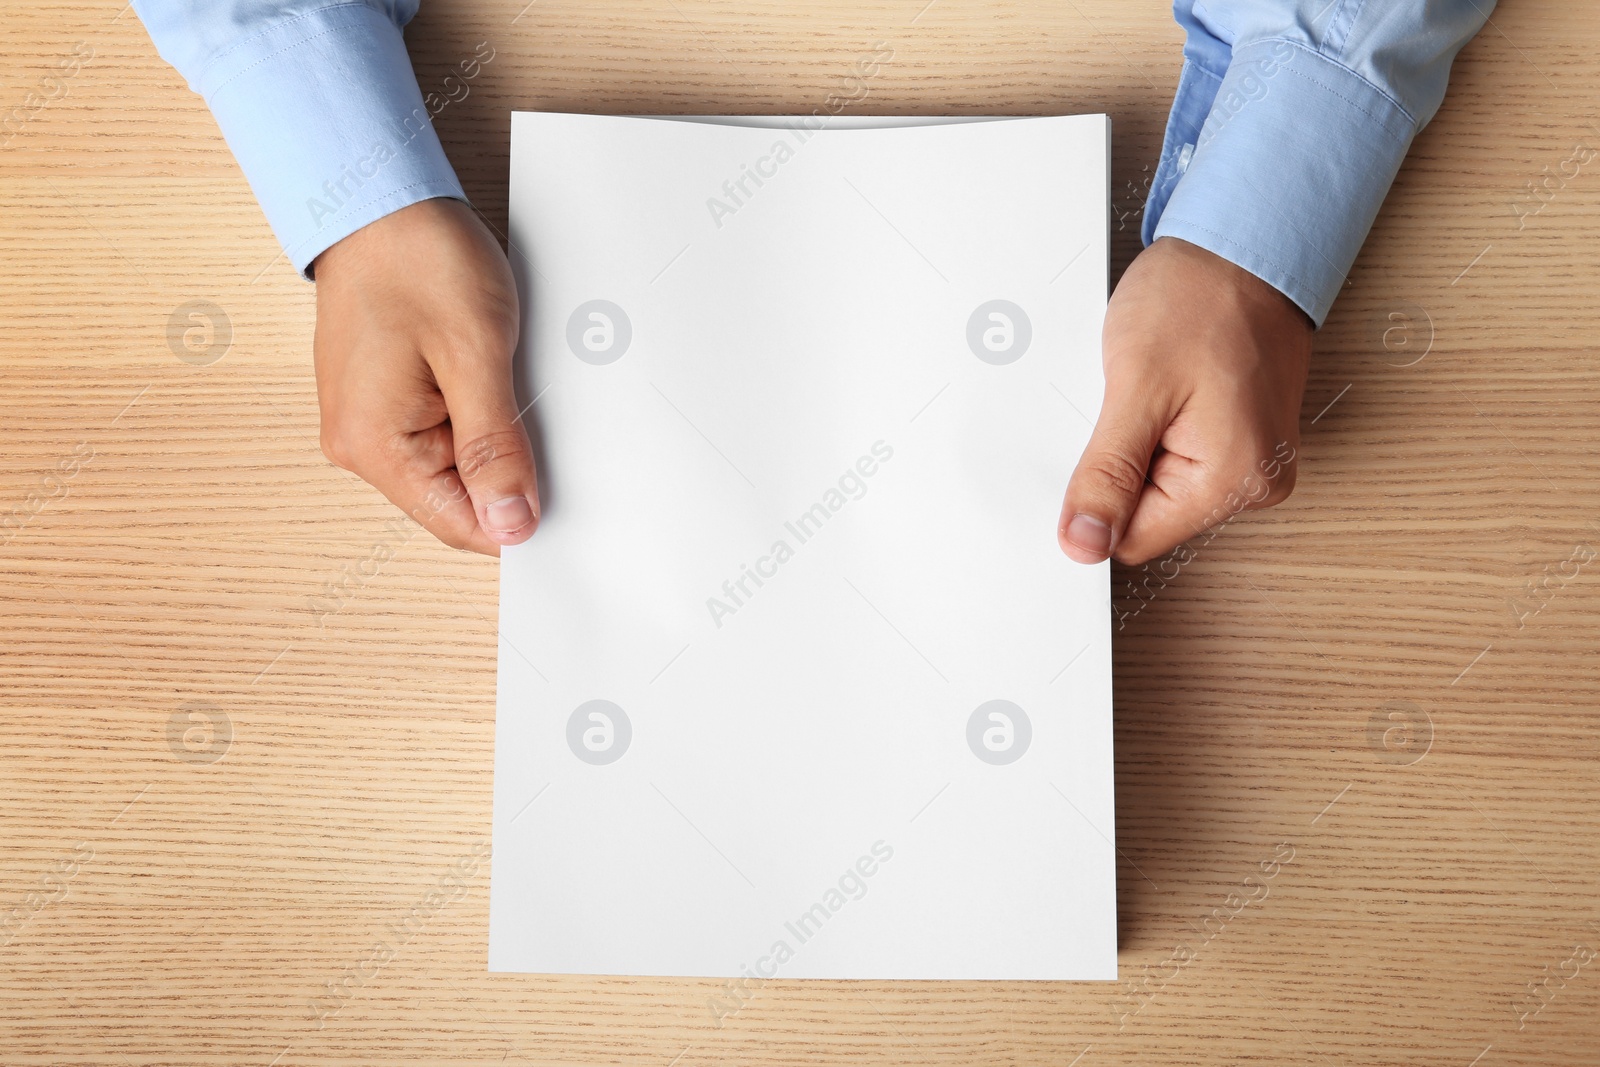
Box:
486, 496, 535, 533
1064, 513, 1113, 561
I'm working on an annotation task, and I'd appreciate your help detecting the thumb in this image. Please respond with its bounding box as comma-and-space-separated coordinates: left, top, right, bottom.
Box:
437, 358, 541, 548
1059, 382, 1172, 564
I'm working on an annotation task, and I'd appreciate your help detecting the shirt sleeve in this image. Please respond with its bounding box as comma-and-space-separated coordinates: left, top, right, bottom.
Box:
131, 0, 467, 277
1141, 1, 1495, 327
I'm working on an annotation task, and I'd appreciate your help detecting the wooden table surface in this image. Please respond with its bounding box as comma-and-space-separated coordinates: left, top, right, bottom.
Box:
3, 1, 1598, 1063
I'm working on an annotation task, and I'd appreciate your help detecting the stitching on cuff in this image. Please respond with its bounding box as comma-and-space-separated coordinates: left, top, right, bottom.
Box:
284, 179, 464, 265
1275, 62, 1411, 141
1264, 38, 1417, 132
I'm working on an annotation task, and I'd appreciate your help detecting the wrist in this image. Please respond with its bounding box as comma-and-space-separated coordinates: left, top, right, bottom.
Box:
1150, 236, 1314, 336
311, 197, 467, 282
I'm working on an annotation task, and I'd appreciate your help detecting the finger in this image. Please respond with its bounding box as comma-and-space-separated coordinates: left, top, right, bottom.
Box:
434, 351, 541, 547
1058, 379, 1175, 564
1113, 449, 1222, 564
329, 421, 502, 556
1116, 442, 1298, 565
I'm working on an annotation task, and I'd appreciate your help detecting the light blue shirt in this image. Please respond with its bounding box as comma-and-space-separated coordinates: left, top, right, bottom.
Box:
1145, 0, 1493, 324
131, 0, 465, 277
134, 1, 1492, 321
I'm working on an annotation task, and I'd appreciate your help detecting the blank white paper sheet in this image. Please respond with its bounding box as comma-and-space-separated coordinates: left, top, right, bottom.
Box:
491, 112, 1116, 980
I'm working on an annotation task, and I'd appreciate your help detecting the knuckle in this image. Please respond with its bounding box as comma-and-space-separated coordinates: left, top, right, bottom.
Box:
319, 429, 358, 471
318, 404, 395, 475
1262, 462, 1298, 505
1245, 440, 1298, 506
1237, 470, 1276, 508
1081, 451, 1149, 501
1210, 442, 1298, 514
455, 429, 527, 481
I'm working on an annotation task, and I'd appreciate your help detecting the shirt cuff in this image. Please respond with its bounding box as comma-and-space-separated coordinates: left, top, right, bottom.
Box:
192, 3, 466, 277
1146, 39, 1417, 328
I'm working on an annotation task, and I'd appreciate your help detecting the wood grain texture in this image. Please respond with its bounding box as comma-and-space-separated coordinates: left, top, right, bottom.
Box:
3, 1, 1599, 1064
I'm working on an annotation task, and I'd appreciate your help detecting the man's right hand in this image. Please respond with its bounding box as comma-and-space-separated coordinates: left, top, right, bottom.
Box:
1058, 237, 1312, 566
311, 197, 539, 556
